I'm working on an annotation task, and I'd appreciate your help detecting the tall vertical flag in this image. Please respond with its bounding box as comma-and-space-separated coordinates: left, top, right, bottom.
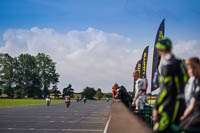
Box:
136, 59, 142, 76
140, 45, 149, 94
133, 45, 149, 93
151, 19, 165, 92
140, 46, 149, 79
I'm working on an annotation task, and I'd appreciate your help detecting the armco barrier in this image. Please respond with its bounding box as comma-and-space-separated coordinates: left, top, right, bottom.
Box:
107, 100, 152, 133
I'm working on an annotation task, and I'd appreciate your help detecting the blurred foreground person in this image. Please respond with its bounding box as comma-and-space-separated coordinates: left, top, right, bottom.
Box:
179, 57, 200, 128
46, 96, 51, 106
113, 83, 132, 108
153, 38, 188, 133
132, 70, 147, 112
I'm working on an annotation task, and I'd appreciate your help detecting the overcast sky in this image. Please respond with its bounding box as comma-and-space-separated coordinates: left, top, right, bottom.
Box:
0, 0, 200, 92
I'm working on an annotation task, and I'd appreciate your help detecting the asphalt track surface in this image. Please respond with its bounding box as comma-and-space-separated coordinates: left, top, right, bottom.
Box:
0, 100, 111, 133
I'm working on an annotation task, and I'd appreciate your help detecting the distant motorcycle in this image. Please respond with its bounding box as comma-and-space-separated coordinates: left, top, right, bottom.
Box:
83, 98, 87, 103
76, 97, 80, 103
65, 96, 71, 108
106, 98, 109, 102
46, 97, 51, 106
47, 101, 50, 106
66, 101, 70, 107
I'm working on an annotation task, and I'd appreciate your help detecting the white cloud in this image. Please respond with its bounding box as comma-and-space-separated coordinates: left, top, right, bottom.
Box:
0, 27, 142, 92
0, 27, 199, 93
173, 40, 200, 59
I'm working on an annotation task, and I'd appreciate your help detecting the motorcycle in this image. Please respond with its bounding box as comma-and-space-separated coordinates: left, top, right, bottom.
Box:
65, 96, 71, 108
46, 100, 50, 106
106, 98, 109, 102
76, 97, 80, 103
66, 100, 70, 107
46, 97, 51, 106
83, 98, 87, 103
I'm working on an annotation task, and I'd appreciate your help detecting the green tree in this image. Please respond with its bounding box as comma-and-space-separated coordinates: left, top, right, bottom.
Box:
35, 53, 59, 97
15, 54, 40, 98
0, 53, 59, 98
0, 54, 16, 98
51, 85, 61, 98
95, 88, 103, 100
104, 93, 112, 98
62, 84, 74, 98
82, 87, 96, 100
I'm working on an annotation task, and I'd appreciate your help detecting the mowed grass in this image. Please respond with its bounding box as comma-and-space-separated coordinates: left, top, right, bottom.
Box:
0, 99, 65, 108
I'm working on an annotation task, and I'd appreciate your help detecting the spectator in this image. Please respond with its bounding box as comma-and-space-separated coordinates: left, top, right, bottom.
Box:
179, 57, 200, 128
113, 83, 132, 108
112, 83, 118, 98
132, 70, 147, 112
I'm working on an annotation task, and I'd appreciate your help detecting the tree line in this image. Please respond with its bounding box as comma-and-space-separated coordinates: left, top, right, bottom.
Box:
62, 85, 112, 100
0, 53, 59, 98
82, 87, 112, 100
0, 53, 112, 99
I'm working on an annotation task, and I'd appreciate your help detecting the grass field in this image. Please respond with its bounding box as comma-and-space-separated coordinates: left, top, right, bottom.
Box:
0, 99, 65, 108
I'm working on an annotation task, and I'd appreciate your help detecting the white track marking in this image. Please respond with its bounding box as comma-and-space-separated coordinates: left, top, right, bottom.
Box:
0, 115, 107, 119
0, 128, 103, 132
0, 120, 105, 124
103, 115, 111, 133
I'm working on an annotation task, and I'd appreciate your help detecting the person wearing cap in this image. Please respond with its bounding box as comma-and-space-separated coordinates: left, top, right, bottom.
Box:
153, 38, 188, 133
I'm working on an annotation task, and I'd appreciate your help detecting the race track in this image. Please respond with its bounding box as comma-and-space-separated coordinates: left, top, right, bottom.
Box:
0, 100, 111, 133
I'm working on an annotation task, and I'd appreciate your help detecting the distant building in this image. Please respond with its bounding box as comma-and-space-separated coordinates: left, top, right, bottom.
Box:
0, 93, 8, 98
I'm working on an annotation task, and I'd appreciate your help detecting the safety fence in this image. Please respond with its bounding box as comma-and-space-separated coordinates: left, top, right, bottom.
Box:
130, 103, 154, 128
131, 102, 200, 133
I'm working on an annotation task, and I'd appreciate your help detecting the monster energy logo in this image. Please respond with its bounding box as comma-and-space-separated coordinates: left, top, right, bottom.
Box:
158, 30, 164, 41
142, 52, 147, 78
138, 63, 141, 76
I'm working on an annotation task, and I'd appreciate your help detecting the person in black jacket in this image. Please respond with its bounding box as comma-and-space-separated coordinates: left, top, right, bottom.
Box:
153, 38, 188, 133
113, 83, 132, 108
